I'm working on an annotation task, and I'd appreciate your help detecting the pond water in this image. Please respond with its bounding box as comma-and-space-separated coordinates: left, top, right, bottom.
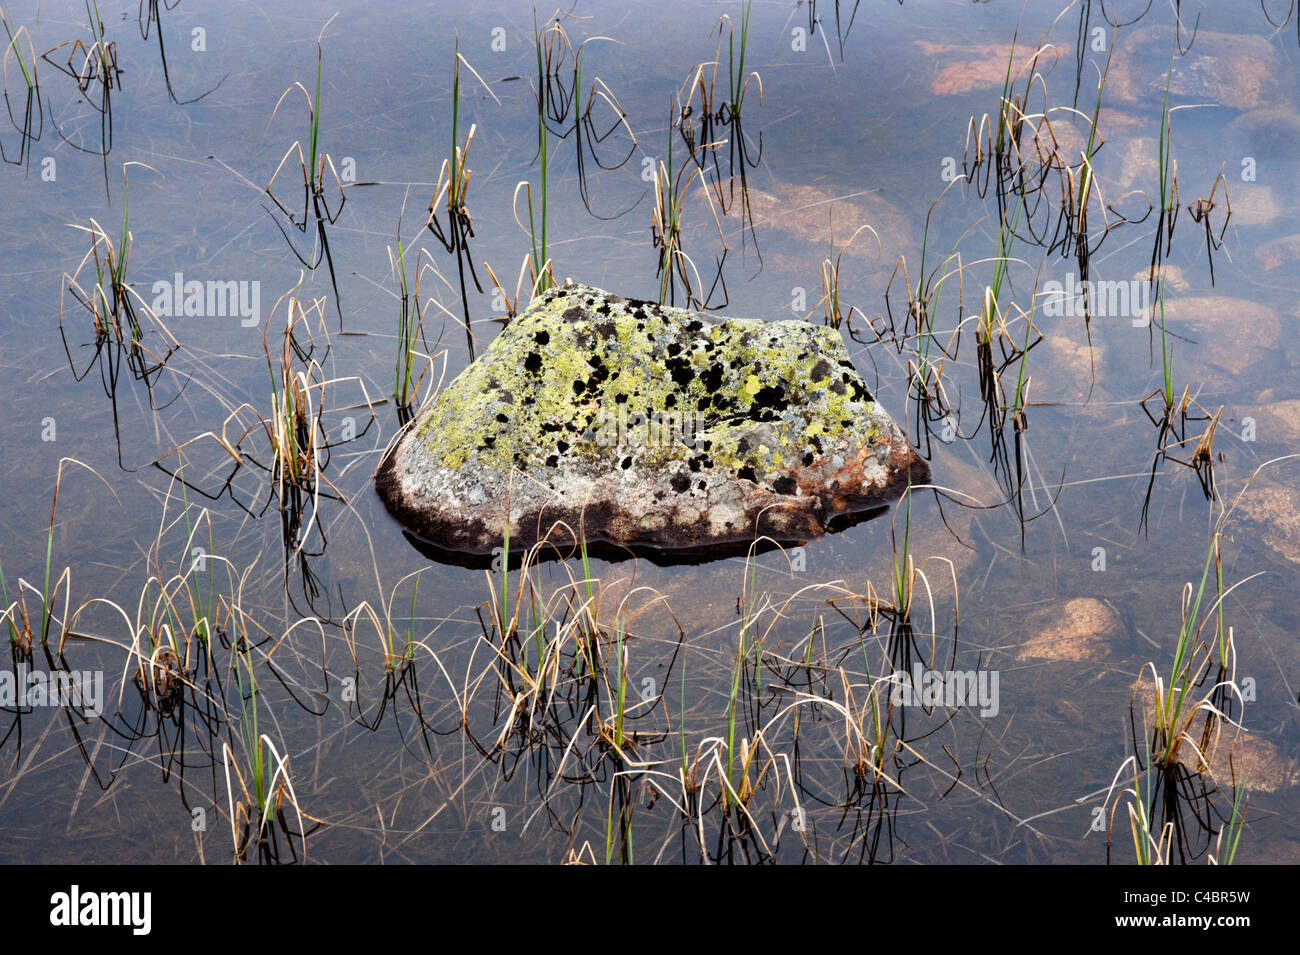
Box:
1, 0, 1298, 864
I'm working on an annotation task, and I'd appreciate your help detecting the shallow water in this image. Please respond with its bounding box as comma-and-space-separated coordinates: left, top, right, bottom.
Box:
1, 0, 1298, 864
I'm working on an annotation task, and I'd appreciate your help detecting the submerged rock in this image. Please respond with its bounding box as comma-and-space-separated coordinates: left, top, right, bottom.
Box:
1017, 597, 1128, 663
1235, 480, 1300, 567
376, 284, 928, 559
1132, 676, 1300, 793
1231, 106, 1300, 155
914, 40, 1071, 97
1256, 233, 1300, 271
1109, 28, 1285, 110
1159, 296, 1281, 383
712, 178, 915, 270
1228, 184, 1281, 228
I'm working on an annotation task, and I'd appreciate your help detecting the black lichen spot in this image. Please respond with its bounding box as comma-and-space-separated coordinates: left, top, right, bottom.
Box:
667, 357, 694, 388
737, 466, 757, 482
524, 352, 543, 373
801, 451, 815, 467
621, 456, 633, 470
495, 412, 509, 423
573, 379, 586, 395
534, 330, 551, 345
615, 393, 628, 404
556, 440, 570, 454
670, 473, 690, 493
665, 393, 677, 409
772, 476, 797, 495
701, 365, 724, 391
697, 480, 706, 491
810, 358, 832, 381
562, 307, 584, 322
545, 454, 559, 468
752, 385, 787, 415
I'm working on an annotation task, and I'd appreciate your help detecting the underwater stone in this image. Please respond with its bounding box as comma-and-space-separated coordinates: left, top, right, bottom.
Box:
375, 283, 928, 558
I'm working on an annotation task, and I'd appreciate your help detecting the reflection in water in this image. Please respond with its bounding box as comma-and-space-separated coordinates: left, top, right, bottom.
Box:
400, 505, 889, 569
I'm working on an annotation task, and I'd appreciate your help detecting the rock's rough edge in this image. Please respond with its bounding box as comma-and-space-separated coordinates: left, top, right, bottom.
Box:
376, 284, 929, 557
376, 440, 926, 555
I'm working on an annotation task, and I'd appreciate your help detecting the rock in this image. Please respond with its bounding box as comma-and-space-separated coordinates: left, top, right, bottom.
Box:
1132, 264, 1189, 292
1227, 184, 1280, 227
1017, 597, 1128, 663
1230, 106, 1300, 154
1256, 233, 1300, 271
1041, 330, 1106, 403
734, 179, 914, 265
1031, 116, 1086, 169
1158, 296, 1281, 381
1106, 136, 1156, 193
1234, 400, 1300, 445
1234, 480, 1300, 566
1204, 723, 1300, 793
1109, 28, 1286, 110
1132, 676, 1300, 792
376, 284, 928, 559
1098, 108, 1144, 133
915, 40, 1071, 97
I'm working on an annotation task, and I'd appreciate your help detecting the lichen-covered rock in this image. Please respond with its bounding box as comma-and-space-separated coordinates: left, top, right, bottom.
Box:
376, 284, 928, 558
